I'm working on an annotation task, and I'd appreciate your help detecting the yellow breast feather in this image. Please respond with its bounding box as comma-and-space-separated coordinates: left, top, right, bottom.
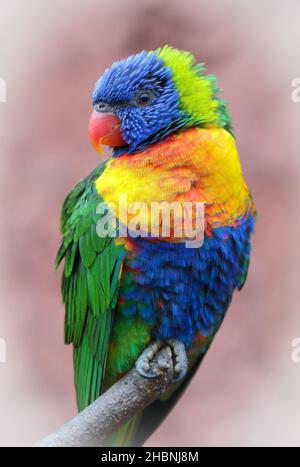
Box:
95, 128, 253, 234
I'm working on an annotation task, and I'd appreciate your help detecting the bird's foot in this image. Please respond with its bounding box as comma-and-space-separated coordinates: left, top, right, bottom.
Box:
135, 339, 188, 383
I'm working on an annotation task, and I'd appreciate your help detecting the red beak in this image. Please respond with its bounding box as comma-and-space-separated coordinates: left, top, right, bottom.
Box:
88, 111, 126, 154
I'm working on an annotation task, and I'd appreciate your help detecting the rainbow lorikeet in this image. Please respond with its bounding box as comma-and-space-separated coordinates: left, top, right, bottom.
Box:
56, 46, 256, 446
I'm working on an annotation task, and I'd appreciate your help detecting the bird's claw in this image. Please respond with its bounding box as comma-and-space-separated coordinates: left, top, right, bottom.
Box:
135, 341, 163, 379
135, 339, 188, 383
168, 339, 188, 382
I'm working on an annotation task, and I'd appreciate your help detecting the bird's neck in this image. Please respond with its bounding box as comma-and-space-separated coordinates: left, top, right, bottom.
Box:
112, 120, 190, 157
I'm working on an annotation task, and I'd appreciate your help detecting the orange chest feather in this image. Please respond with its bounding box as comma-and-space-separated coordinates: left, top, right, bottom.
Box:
95, 128, 253, 230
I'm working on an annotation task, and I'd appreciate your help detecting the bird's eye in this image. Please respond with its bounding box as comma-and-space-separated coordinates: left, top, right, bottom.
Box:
94, 101, 111, 113
134, 90, 154, 107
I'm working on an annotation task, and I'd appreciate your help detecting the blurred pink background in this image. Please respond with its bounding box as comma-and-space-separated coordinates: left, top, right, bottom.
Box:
1, 0, 300, 447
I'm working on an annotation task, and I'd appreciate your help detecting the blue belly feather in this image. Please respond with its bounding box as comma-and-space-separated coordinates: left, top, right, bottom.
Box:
119, 214, 255, 347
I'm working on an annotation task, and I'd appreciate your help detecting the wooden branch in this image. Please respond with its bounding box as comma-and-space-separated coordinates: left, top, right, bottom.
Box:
35, 347, 174, 447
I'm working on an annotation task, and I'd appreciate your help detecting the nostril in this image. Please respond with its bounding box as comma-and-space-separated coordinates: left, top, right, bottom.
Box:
94, 101, 112, 113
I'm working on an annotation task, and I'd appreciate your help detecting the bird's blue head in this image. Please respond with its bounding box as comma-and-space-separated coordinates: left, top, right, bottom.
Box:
89, 46, 232, 155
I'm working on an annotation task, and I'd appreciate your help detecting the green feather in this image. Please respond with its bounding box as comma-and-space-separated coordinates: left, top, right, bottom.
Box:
56, 162, 125, 411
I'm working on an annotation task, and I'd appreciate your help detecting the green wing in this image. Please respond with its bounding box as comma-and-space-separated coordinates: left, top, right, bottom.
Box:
55, 162, 125, 410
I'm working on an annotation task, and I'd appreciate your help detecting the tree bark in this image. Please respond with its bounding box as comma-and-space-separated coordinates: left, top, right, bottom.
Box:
35, 346, 174, 447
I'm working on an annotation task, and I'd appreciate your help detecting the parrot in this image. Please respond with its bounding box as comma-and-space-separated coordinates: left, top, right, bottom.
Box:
55, 46, 256, 447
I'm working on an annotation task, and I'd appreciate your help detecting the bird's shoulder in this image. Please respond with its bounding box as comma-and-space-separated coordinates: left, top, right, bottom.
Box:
60, 162, 107, 240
